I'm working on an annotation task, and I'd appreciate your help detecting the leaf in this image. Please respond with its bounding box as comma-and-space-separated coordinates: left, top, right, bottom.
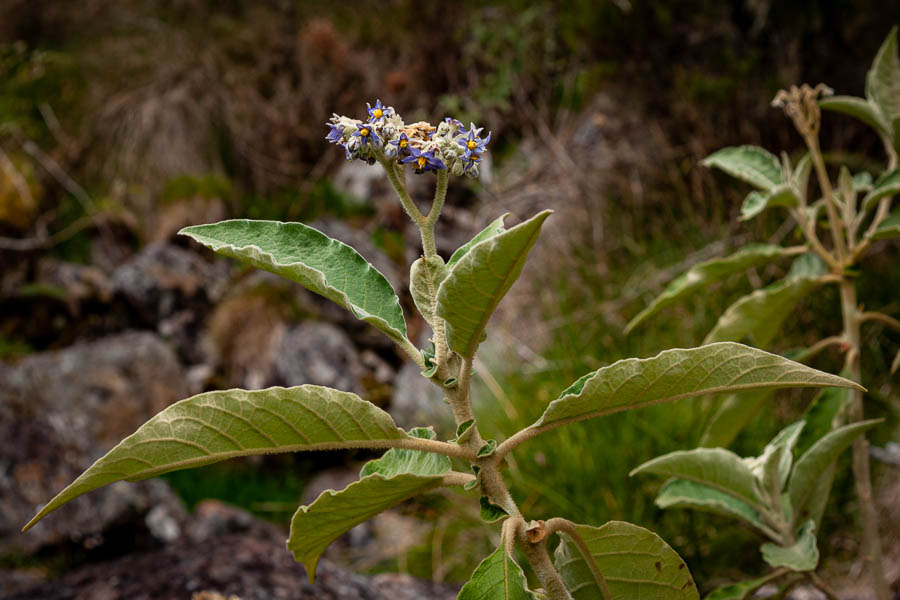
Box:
703, 146, 783, 190
704, 574, 778, 600
791, 153, 813, 201
819, 96, 890, 137
760, 521, 819, 572
631, 447, 762, 509
795, 385, 853, 457
704, 259, 827, 347
861, 168, 900, 213
480, 496, 509, 523
865, 26, 900, 122
872, 208, 900, 240
699, 391, 772, 448
739, 185, 799, 221
458, 541, 536, 600
435, 210, 551, 358
853, 171, 874, 192
788, 419, 880, 521
24, 385, 410, 531
410, 255, 448, 324
533, 342, 861, 431
180, 220, 407, 340
288, 427, 449, 582
654, 479, 769, 535
764, 421, 805, 492
626, 244, 791, 334
449, 213, 509, 266
554, 521, 698, 600
892, 348, 900, 374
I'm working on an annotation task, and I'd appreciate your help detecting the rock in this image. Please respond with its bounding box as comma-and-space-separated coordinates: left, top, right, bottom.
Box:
0, 331, 189, 556
389, 361, 452, 435
274, 322, 364, 395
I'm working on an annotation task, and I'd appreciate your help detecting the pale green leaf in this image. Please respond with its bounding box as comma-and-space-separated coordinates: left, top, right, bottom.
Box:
288, 427, 449, 582
764, 421, 805, 491
703, 146, 783, 190
872, 209, 900, 240
654, 479, 769, 535
865, 26, 900, 121
704, 574, 778, 600
554, 521, 698, 600
795, 385, 853, 457
739, 185, 799, 221
448, 213, 509, 266
760, 521, 819, 572
862, 168, 900, 213
631, 447, 762, 509
24, 386, 409, 531
853, 171, 874, 192
819, 96, 890, 137
626, 244, 791, 334
699, 391, 771, 449
533, 342, 861, 431
410, 255, 448, 324
458, 541, 536, 600
436, 210, 551, 358
789, 419, 880, 523
791, 153, 813, 201
801, 463, 837, 528
180, 220, 407, 340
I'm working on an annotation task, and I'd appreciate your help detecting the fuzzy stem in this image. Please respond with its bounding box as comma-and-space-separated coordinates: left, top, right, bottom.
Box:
394, 437, 476, 460
513, 523, 573, 600
380, 157, 426, 226
805, 134, 848, 263
420, 170, 448, 259
859, 311, 900, 333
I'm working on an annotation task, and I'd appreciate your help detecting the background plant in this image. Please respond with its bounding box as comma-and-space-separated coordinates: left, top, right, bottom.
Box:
628, 28, 900, 600
20, 100, 865, 599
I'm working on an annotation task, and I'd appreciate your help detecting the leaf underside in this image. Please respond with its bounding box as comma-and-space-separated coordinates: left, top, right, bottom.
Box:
760, 521, 819, 571
702, 146, 783, 190
458, 541, 535, 600
654, 479, 768, 534
699, 390, 772, 448
24, 386, 408, 531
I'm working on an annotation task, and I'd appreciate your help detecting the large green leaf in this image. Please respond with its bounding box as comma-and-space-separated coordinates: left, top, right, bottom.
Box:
409, 255, 448, 325
795, 386, 853, 457
435, 210, 551, 358
819, 96, 890, 137
631, 448, 761, 509
654, 479, 769, 535
739, 185, 799, 221
788, 419, 880, 521
532, 342, 860, 431
626, 244, 790, 334
760, 521, 819, 572
554, 521, 698, 600
448, 213, 509, 266
861, 168, 900, 213
704, 257, 827, 346
699, 391, 772, 449
872, 208, 900, 240
702, 146, 783, 190
24, 386, 411, 531
458, 540, 536, 600
180, 220, 408, 340
288, 428, 450, 582
866, 26, 900, 122
704, 575, 779, 600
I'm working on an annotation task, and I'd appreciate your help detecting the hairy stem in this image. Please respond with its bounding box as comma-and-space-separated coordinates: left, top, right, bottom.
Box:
805, 134, 848, 263
380, 157, 426, 226
859, 311, 900, 333
790, 208, 840, 271
420, 170, 448, 259
839, 279, 889, 600
398, 336, 426, 371
394, 436, 476, 460
511, 520, 573, 600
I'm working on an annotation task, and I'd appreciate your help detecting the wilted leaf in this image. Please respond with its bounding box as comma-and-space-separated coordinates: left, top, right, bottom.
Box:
458, 541, 536, 600
703, 146, 783, 190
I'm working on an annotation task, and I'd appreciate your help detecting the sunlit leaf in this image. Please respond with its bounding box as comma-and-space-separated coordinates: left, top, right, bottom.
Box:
702, 146, 783, 190
554, 521, 698, 600
24, 386, 410, 531
180, 220, 408, 340
760, 521, 819, 572
458, 541, 536, 600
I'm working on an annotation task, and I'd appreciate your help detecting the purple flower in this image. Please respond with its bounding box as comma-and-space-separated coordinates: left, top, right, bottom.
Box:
400, 147, 446, 173
326, 123, 344, 143
367, 99, 392, 124
457, 124, 491, 154
352, 125, 381, 150
463, 152, 481, 171
444, 117, 465, 131
389, 132, 412, 156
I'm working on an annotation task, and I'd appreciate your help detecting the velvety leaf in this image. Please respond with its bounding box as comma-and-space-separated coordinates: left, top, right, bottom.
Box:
819, 96, 890, 136
24, 386, 409, 531
409, 255, 448, 324
800, 463, 837, 528
739, 185, 799, 221
554, 521, 698, 600
180, 220, 407, 340
626, 244, 790, 334
865, 26, 900, 122
458, 541, 536, 600
795, 386, 853, 457
448, 213, 508, 266
699, 391, 771, 448
862, 168, 900, 213
533, 343, 861, 431
631, 448, 762, 509
872, 208, 900, 240
788, 419, 880, 521
289, 427, 450, 582
791, 153, 813, 201
760, 521, 819, 572
436, 210, 551, 358
704, 575, 778, 600
654, 479, 769, 535
702, 146, 783, 190
764, 421, 805, 491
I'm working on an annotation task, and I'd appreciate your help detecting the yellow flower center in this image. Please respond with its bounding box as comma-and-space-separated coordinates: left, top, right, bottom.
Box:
399, 139, 408, 148
467, 140, 477, 150
373, 109, 383, 118
360, 128, 369, 137
417, 156, 427, 168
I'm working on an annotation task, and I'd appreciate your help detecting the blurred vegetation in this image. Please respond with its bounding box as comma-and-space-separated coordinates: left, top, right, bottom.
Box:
2, 0, 899, 591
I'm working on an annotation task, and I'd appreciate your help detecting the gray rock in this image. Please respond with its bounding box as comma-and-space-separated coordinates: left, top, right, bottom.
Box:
274, 322, 364, 395
0, 331, 188, 556
389, 361, 453, 435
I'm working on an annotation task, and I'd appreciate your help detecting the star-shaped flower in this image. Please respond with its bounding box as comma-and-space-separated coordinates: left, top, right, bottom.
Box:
400, 147, 446, 173
367, 99, 392, 124
352, 125, 381, 150
457, 124, 491, 154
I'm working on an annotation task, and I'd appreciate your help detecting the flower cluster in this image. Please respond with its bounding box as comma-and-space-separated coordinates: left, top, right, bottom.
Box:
325, 100, 490, 178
